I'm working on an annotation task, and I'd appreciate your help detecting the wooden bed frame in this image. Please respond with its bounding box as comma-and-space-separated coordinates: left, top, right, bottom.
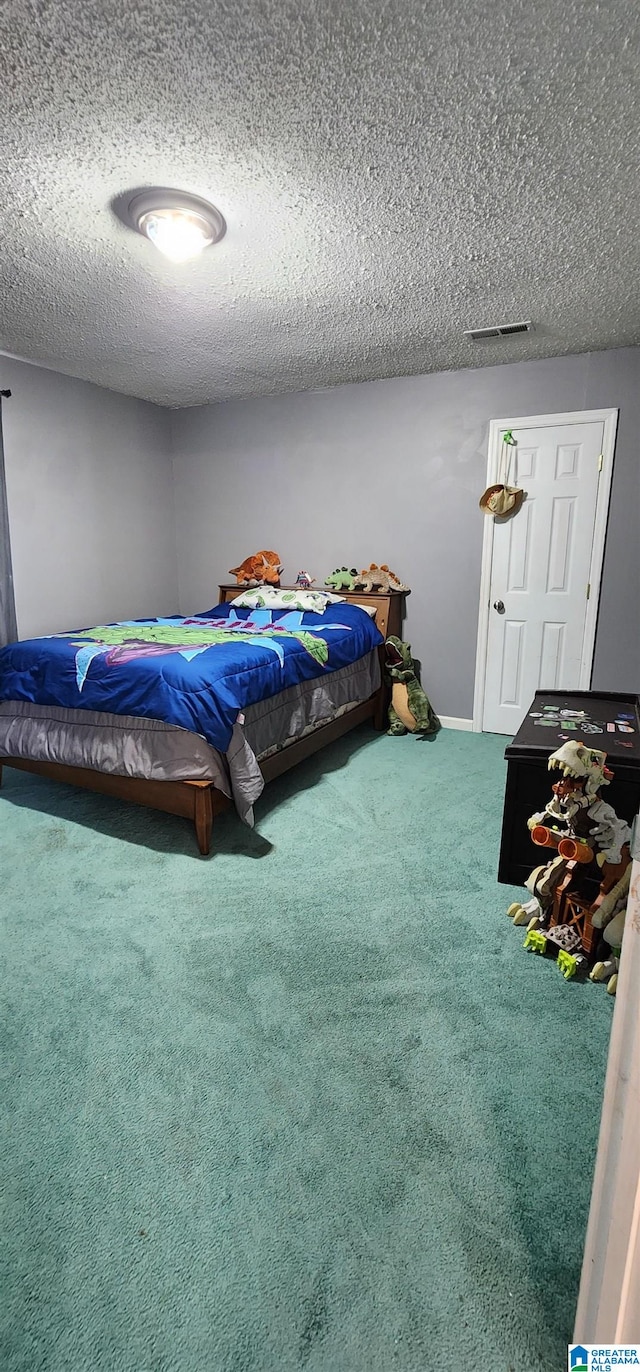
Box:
1, 586, 407, 856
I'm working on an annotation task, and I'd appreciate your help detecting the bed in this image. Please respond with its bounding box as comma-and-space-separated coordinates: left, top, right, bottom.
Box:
0, 585, 407, 855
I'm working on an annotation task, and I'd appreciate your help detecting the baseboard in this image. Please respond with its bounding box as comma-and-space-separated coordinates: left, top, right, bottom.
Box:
438, 716, 474, 732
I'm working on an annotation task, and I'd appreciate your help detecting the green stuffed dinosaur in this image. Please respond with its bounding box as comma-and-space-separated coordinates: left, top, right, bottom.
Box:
384, 637, 439, 736
325, 566, 359, 591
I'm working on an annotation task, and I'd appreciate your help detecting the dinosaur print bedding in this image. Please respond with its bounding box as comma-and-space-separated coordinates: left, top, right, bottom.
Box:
0, 602, 383, 754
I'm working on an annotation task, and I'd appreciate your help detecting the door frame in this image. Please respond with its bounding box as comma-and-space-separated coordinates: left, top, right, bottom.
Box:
573, 829, 640, 1342
472, 407, 619, 734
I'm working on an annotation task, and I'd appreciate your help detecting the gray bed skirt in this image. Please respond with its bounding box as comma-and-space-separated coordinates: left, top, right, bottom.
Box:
0, 650, 380, 824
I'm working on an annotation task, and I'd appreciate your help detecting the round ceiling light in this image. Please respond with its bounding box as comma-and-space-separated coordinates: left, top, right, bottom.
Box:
127, 189, 226, 262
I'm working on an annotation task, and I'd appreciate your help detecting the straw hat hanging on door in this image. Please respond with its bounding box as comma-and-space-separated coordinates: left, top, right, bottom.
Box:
479, 430, 524, 518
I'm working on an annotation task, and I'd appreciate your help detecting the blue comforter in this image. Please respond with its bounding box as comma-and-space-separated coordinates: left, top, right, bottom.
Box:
0, 603, 382, 753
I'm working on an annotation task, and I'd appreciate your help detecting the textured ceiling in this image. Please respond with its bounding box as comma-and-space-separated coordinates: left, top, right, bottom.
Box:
2, 0, 640, 407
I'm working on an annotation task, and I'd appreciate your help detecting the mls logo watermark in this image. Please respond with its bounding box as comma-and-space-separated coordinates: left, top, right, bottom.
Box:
569, 1347, 640, 1370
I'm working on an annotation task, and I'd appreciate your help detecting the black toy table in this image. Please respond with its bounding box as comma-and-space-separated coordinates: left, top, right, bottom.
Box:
498, 690, 640, 887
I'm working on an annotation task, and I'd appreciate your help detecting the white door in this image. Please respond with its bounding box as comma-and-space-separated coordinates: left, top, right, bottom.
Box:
480, 413, 616, 735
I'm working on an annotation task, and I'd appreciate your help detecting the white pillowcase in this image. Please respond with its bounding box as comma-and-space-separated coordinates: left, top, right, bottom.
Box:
232, 586, 345, 613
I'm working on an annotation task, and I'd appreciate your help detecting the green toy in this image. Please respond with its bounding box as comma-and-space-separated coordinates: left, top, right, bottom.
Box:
384, 637, 439, 736
557, 950, 580, 980
523, 928, 586, 979
524, 928, 547, 955
325, 566, 359, 591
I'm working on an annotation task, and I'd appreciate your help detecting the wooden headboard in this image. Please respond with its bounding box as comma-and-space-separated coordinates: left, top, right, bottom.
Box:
217, 585, 408, 642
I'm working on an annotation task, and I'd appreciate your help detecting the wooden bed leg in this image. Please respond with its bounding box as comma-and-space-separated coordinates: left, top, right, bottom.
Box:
193, 785, 213, 856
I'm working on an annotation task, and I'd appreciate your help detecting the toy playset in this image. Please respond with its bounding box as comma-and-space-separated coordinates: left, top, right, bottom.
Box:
498, 690, 640, 887
506, 739, 632, 990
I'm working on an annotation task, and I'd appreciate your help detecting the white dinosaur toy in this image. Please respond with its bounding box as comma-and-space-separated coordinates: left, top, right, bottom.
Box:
546, 739, 611, 798
507, 738, 632, 977
590, 865, 630, 995
527, 739, 630, 864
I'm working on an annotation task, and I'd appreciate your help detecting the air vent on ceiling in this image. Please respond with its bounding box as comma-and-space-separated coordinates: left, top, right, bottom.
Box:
464, 320, 532, 342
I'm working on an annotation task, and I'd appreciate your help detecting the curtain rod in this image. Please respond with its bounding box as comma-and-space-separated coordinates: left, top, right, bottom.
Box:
0, 389, 11, 398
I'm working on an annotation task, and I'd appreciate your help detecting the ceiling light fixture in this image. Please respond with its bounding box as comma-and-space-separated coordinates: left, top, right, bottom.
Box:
127, 189, 226, 262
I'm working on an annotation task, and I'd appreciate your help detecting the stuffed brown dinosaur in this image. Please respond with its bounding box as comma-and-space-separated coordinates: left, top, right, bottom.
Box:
355, 564, 409, 593
229, 551, 283, 586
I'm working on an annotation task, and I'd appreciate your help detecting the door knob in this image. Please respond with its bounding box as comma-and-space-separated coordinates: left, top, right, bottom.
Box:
493, 600, 505, 614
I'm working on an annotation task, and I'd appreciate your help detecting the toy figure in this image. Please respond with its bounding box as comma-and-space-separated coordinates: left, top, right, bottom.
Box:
384, 638, 439, 736
506, 740, 631, 981
590, 865, 630, 994
229, 551, 283, 586
325, 567, 359, 591
354, 564, 410, 593
295, 571, 315, 589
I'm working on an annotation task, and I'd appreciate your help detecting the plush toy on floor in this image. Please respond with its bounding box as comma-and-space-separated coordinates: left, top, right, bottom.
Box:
325, 567, 359, 591
384, 637, 439, 736
229, 551, 283, 586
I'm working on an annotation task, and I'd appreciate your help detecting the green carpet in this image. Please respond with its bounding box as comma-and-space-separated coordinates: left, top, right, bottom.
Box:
0, 729, 612, 1372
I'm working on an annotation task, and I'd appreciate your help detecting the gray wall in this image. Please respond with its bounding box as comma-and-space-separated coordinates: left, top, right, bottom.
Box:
0, 355, 178, 638
171, 348, 640, 720
2, 347, 637, 718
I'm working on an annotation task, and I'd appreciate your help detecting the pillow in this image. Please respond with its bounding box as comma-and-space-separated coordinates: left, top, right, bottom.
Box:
232, 586, 345, 613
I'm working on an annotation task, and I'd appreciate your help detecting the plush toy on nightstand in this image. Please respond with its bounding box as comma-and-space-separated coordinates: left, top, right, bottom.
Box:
355, 564, 410, 593
325, 567, 359, 591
